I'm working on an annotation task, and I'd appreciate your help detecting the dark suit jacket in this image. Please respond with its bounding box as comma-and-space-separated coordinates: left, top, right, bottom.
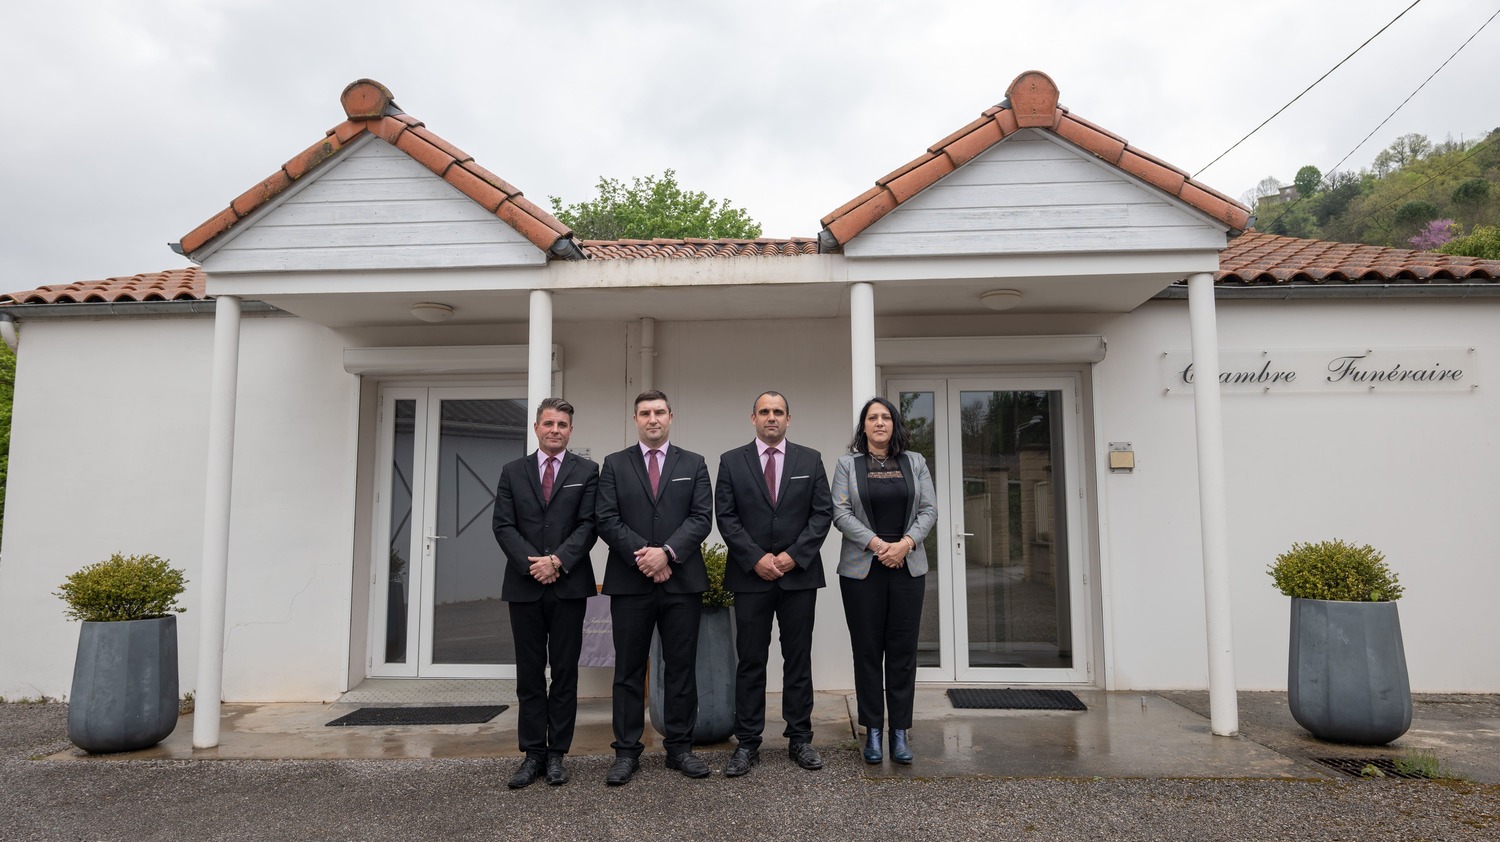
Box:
596, 443, 713, 595
715, 440, 832, 593
492, 450, 600, 602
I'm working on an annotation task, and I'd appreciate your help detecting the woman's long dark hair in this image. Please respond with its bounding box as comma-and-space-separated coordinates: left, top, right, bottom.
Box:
848, 396, 909, 456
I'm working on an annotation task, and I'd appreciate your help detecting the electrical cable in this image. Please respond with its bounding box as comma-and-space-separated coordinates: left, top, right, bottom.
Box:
1193, 0, 1424, 179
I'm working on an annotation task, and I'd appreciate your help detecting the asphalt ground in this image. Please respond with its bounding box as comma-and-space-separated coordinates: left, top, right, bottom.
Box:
4, 702, 1499, 841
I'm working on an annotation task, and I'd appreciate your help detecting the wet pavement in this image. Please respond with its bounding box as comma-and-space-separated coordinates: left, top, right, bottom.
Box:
38, 687, 1500, 785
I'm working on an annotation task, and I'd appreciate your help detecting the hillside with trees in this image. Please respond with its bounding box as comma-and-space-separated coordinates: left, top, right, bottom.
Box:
1246, 128, 1500, 259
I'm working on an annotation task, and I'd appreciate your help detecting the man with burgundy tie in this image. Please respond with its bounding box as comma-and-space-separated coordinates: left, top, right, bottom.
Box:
492, 397, 599, 789
596, 389, 714, 785
715, 390, 833, 776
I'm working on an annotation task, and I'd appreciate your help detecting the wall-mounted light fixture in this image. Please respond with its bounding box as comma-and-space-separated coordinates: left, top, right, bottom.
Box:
410, 302, 455, 323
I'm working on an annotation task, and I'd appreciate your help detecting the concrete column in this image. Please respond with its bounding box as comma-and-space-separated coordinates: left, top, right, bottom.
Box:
640, 317, 655, 393
193, 294, 242, 749
849, 282, 876, 422
527, 290, 553, 452
1186, 271, 1239, 736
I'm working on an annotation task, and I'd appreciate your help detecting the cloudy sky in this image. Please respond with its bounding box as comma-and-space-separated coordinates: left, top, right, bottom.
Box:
3, 0, 1496, 288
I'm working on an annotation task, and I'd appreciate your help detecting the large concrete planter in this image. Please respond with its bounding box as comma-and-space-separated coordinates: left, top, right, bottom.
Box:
1288, 597, 1411, 745
649, 606, 735, 744
68, 616, 180, 754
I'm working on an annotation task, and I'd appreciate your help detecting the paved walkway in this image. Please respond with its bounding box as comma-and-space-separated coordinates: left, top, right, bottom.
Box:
5, 691, 1499, 840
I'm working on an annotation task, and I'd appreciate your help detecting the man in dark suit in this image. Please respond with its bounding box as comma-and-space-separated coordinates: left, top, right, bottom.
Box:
715, 391, 833, 776
492, 397, 599, 789
595, 389, 714, 785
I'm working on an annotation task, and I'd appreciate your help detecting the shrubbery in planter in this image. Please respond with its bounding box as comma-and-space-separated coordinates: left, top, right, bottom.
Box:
1268, 539, 1403, 602
1269, 539, 1410, 745
57, 553, 188, 754
57, 553, 187, 621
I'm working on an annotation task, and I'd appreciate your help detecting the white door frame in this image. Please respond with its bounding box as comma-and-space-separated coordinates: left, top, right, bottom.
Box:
890, 374, 1094, 685
367, 383, 526, 679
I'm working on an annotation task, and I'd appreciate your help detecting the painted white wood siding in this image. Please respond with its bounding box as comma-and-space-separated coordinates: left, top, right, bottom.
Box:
203, 138, 546, 273
844, 129, 1227, 258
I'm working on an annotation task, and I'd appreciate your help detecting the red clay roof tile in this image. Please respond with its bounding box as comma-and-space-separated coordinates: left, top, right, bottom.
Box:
2, 268, 206, 305
175, 79, 576, 259
1212, 232, 1500, 284
821, 69, 1254, 247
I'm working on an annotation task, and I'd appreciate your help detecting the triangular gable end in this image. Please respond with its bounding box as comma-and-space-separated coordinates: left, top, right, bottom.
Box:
820, 71, 1252, 259
175, 79, 582, 272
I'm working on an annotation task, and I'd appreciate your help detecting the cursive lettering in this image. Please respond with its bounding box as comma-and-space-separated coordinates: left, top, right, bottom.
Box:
1325, 354, 1463, 384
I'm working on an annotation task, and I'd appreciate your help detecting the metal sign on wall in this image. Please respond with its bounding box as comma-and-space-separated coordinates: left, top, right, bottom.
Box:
1160, 347, 1478, 394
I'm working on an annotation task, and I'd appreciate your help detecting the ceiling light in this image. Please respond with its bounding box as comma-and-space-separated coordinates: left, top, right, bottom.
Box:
980, 289, 1023, 311
410, 302, 455, 323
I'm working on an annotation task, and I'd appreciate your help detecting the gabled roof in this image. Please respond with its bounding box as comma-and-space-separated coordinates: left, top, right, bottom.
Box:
176, 80, 579, 259
819, 70, 1253, 249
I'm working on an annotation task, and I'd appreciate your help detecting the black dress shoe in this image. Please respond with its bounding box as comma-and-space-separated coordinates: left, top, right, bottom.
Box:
788, 742, 824, 770
862, 728, 884, 764
665, 751, 711, 778
724, 745, 760, 777
605, 756, 639, 786
507, 755, 544, 789
545, 754, 569, 785
890, 729, 913, 765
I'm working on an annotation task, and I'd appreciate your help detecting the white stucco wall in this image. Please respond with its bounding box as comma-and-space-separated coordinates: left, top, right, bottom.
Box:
4, 295, 1495, 702
1093, 298, 1500, 692
0, 314, 360, 702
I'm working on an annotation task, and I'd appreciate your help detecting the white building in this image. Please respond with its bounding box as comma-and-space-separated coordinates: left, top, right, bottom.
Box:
3, 74, 1497, 734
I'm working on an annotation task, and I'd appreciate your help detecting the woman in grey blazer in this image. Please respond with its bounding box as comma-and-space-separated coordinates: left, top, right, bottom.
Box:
831, 396, 937, 764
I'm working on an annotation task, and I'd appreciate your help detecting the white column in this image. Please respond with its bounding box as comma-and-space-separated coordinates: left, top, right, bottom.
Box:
193, 294, 242, 749
527, 289, 553, 453
1186, 271, 1238, 736
849, 282, 877, 422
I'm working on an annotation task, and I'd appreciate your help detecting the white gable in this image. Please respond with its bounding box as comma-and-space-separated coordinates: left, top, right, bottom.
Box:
200, 136, 545, 273
843, 128, 1228, 259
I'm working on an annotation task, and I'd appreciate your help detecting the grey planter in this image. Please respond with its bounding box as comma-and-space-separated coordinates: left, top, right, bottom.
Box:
649, 606, 735, 744
1287, 597, 1411, 745
68, 616, 180, 754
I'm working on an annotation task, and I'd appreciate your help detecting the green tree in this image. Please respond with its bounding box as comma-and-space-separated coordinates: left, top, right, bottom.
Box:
1438, 224, 1500, 259
1293, 165, 1322, 197
549, 169, 763, 241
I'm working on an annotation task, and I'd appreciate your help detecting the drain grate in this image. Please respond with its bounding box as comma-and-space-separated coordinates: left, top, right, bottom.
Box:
1312, 757, 1429, 779
326, 704, 508, 726
946, 688, 1087, 711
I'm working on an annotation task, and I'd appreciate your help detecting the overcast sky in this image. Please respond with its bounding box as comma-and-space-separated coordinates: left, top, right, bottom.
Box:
3, 0, 1496, 289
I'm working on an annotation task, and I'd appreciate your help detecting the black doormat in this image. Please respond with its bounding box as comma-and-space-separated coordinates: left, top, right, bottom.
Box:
1312, 757, 1429, 779
946, 688, 1087, 711
326, 705, 508, 726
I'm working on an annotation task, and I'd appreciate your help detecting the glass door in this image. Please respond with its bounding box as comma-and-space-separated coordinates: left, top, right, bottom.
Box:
891, 376, 1091, 685
370, 386, 528, 678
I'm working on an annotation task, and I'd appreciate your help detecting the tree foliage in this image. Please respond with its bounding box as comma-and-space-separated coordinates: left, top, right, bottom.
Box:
549, 169, 763, 241
1438, 224, 1500, 259
1252, 129, 1500, 248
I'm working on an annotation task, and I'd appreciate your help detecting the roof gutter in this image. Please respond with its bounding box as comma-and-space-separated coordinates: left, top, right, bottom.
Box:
0, 299, 284, 322
1153, 283, 1500, 301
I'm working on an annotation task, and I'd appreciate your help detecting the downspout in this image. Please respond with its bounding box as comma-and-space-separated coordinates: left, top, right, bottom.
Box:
640, 317, 655, 392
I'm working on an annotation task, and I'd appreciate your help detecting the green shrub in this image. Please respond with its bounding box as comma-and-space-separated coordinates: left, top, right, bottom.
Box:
1267, 539, 1403, 602
700, 542, 734, 609
55, 553, 188, 622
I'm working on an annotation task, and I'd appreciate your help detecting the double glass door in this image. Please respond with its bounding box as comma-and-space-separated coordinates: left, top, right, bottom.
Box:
370, 386, 528, 678
890, 376, 1091, 684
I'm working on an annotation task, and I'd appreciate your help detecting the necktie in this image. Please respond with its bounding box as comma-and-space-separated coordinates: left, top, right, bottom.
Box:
647, 449, 661, 499
765, 447, 779, 505
541, 456, 556, 504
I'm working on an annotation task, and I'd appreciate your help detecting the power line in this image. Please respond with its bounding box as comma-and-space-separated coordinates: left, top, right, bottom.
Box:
1262, 5, 1500, 234
1193, 0, 1424, 179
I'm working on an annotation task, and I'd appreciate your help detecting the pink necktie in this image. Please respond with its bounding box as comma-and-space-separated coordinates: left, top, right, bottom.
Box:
541, 456, 556, 504
765, 447, 779, 505
647, 449, 661, 499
